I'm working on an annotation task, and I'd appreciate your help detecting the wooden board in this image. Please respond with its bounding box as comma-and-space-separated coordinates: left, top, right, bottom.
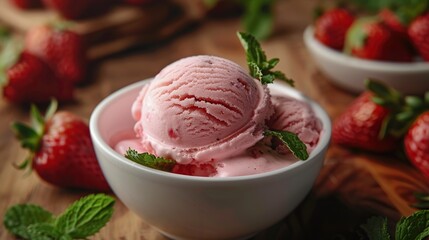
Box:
0, 0, 207, 60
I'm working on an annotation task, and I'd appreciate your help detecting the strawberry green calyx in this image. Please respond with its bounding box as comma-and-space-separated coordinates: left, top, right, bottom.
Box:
50, 20, 75, 32
344, 17, 377, 54
237, 32, 294, 86
124, 149, 176, 172
11, 100, 58, 169
0, 35, 23, 87
390, 0, 428, 25
365, 79, 429, 138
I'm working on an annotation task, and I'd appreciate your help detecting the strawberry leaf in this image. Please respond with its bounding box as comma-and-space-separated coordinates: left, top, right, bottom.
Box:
3, 204, 54, 239
264, 130, 309, 160
0, 38, 23, 86
30, 104, 45, 136
124, 149, 176, 172
11, 122, 40, 152
55, 194, 115, 238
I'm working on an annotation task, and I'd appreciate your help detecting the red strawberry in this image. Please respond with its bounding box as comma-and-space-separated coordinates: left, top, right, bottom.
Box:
314, 8, 355, 50
9, 0, 43, 9
12, 101, 110, 191
404, 112, 429, 179
332, 79, 409, 152
25, 23, 87, 85
378, 8, 409, 40
0, 39, 73, 104
333, 92, 399, 152
172, 162, 217, 177
408, 13, 429, 61
345, 17, 413, 62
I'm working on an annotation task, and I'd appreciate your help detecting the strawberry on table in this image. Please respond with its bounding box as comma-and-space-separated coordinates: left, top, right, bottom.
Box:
12, 101, 110, 191
0, 37, 73, 104
25, 22, 87, 85
405, 111, 429, 180
314, 7, 355, 50
332, 80, 405, 153
345, 17, 413, 62
408, 13, 429, 61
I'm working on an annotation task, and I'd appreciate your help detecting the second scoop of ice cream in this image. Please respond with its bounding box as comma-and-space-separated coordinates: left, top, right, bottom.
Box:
132, 55, 273, 164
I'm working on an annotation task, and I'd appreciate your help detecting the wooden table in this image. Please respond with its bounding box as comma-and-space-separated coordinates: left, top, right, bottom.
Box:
1, 1, 428, 239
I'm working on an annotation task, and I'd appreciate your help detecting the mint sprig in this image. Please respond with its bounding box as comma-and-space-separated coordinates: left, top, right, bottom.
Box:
360, 216, 391, 240
355, 210, 429, 240
3, 194, 115, 240
124, 149, 176, 172
237, 32, 294, 86
264, 129, 309, 160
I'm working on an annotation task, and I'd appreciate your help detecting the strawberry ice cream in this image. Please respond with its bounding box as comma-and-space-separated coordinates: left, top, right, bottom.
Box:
268, 96, 322, 152
114, 55, 322, 177
130, 55, 273, 164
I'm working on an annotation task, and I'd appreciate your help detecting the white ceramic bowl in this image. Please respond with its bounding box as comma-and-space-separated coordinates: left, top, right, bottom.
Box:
303, 26, 429, 95
90, 79, 331, 240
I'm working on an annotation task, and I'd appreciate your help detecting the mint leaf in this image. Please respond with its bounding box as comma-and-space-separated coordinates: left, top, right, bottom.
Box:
3, 204, 54, 239
240, 0, 276, 40
124, 149, 176, 172
264, 130, 309, 160
27, 223, 66, 240
237, 32, 293, 86
55, 194, 115, 238
396, 210, 429, 240
360, 216, 391, 240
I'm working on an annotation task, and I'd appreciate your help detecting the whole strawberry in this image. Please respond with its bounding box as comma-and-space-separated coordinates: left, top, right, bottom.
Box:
25, 23, 87, 85
0, 38, 73, 104
332, 79, 410, 152
345, 17, 413, 62
332, 91, 399, 152
12, 101, 110, 191
378, 8, 409, 40
314, 8, 355, 50
9, 0, 43, 9
405, 111, 429, 180
408, 13, 429, 61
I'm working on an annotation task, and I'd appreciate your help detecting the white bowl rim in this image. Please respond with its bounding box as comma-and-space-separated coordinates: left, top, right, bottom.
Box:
90, 79, 332, 183
303, 26, 429, 72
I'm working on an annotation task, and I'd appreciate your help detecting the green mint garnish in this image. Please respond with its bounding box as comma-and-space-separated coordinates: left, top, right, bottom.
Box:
347, 210, 429, 240
240, 0, 276, 40
264, 129, 309, 160
3, 194, 115, 240
395, 210, 429, 240
3, 204, 54, 239
237, 32, 294, 86
124, 148, 176, 172
360, 216, 391, 240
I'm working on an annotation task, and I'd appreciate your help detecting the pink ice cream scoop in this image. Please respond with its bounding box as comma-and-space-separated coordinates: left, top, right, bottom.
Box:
268, 95, 322, 151
131, 55, 273, 164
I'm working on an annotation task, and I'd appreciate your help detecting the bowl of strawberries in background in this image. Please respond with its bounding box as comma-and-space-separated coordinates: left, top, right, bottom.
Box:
303, 3, 429, 95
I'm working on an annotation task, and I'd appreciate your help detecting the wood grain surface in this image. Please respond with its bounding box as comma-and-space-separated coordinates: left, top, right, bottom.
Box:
1, 0, 428, 239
